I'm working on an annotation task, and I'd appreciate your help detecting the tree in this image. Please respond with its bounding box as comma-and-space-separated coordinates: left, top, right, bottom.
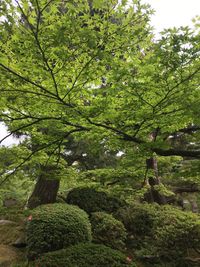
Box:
1, 0, 200, 205
0, 0, 152, 205
84, 26, 200, 202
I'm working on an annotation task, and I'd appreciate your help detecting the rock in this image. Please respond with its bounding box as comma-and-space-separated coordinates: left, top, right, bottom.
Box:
0, 223, 24, 245
0, 220, 16, 225
138, 255, 160, 264
12, 233, 27, 248
3, 198, 18, 208
0, 245, 22, 267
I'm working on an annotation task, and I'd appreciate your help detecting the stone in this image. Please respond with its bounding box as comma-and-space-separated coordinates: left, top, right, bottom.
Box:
3, 198, 18, 208
0, 245, 22, 267
12, 233, 27, 248
0, 220, 16, 225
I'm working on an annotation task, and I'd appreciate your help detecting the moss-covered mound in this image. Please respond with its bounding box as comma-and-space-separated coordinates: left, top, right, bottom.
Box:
66, 187, 125, 214
36, 243, 137, 267
90, 212, 127, 250
27, 203, 92, 259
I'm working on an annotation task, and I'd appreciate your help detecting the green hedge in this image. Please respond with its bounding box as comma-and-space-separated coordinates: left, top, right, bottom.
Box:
36, 243, 137, 267
90, 212, 127, 250
27, 203, 92, 259
66, 187, 125, 214
115, 203, 200, 262
115, 203, 156, 238
154, 206, 200, 259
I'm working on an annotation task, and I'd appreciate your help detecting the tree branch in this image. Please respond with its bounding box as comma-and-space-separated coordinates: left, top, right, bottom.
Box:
153, 148, 200, 158
0, 128, 86, 186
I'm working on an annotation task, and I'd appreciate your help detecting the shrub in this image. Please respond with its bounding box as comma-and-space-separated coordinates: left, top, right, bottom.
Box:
90, 212, 127, 250
36, 243, 137, 267
27, 203, 92, 259
115, 203, 200, 262
154, 205, 200, 259
66, 187, 125, 214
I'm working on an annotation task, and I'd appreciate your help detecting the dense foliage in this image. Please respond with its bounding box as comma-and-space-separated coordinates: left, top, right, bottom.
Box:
116, 203, 200, 263
27, 203, 92, 259
0, 0, 200, 266
90, 211, 127, 250
66, 187, 125, 214
36, 243, 137, 267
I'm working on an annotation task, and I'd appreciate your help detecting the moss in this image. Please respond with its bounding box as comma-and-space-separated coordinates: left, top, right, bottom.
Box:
36, 243, 137, 267
66, 187, 125, 214
0, 245, 25, 267
27, 203, 92, 260
0, 224, 25, 245
0, 206, 30, 223
90, 212, 127, 250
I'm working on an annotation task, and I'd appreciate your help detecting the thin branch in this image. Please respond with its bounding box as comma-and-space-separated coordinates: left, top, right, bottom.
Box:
87, 118, 144, 144
62, 54, 97, 100
153, 66, 200, 110
0, 89, 57, 100
0, 118, 46, 144
0, 128, 86, 186
16, 0, 60, 97
41, 0, 55, 13
0, 63, 56, 98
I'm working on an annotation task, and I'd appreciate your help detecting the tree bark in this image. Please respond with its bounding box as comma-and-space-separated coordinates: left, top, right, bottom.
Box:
144, 157, 167, 205
27, 166, 60, 209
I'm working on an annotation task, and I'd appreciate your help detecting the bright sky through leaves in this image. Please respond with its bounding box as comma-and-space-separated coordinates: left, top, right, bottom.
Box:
0, 0, 200, 146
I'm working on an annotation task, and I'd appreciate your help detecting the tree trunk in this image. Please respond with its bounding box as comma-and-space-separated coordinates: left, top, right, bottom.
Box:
27, 166, 60, 209
144, 157, 167, 205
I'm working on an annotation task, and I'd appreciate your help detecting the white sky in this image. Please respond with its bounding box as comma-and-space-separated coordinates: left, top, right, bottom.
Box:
0, 0, 200, 146
0, 122, 21, 146
142, 0, 200, 33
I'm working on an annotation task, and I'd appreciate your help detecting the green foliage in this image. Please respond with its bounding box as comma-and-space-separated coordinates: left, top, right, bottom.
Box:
0, 205, 30, 222
115, 203, 156, 242
154, 206, 200, 259
66, 187, 125, 214
27, 203, 92, 259
116, 203, 200, 262
36, 243, 137, 267
90, 212, 127, 250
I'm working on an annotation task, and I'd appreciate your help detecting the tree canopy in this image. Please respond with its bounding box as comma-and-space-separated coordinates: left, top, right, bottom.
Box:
0, 0, 200, 197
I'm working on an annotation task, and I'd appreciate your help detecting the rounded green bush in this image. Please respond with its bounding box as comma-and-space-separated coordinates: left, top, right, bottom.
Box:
66, 187, 125, 214
90, 212, 127, 250
27, 203, 92, 259
36, 243, 137, 267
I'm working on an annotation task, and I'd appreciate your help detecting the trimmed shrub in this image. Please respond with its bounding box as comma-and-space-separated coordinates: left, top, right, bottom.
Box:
90, 212, 127, 250
36, 243, 137, 267
66, 187, 125, 214
115, 203, 200, 262
115, 203, 156, 238
27, 203, 92, 259
154, 205, 200, 259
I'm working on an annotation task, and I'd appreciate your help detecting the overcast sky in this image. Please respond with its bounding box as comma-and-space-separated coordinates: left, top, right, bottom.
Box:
142, 0, 200, 33
0, 0, 200, 146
